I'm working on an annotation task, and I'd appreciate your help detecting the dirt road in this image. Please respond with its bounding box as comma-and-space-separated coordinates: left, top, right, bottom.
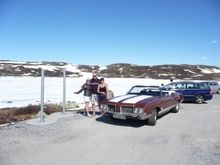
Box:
1, 95, 220, 165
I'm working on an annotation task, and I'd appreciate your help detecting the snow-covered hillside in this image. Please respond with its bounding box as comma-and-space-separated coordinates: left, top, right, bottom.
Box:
1, 60, 220, 80
0, 60, 82, 77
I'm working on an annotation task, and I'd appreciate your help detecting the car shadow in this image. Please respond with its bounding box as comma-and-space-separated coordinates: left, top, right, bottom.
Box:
182, 101, 208, 104
95, 115, 146, 128
157, 111, 171, 120
95, 112, 170, 128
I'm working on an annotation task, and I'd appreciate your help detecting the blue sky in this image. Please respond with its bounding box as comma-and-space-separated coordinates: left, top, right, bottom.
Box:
0, 0, 219, 65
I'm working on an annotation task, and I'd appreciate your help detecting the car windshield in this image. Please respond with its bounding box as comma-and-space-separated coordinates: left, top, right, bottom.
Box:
128, 86, 161, 96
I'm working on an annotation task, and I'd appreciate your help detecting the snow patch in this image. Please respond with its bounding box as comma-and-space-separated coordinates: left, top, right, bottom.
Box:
197, 66, 220, 74
99, 65, 107, 70
184, 69, 196, 74
158, 73, 175, 76
26, 62, 42, 65
161, 67, 168, 69
192, 74, 203, 77
63, 64, 80, 73
159, 73, 169, 76
23, 65, 57, 71
212, 68, 220, 73
119, 68, 123, 73
22, 73, 32, 76
199, 68, 212, 74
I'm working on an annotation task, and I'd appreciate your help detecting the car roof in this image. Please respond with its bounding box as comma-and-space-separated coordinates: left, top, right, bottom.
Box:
133, 85, 160, 88
168, 81, 204, 84
201, 80, 218, 83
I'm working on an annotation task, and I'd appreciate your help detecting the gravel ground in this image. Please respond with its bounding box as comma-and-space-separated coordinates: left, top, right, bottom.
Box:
0, 95, 220, 165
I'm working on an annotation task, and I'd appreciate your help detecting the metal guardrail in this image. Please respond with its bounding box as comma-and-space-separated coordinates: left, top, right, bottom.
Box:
40, 68, 67, 122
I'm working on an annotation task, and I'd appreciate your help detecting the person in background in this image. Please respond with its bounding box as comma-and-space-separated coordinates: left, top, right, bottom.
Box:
74, 78, 92, 117
90, 73, 100, 116
97, 78, 108, 114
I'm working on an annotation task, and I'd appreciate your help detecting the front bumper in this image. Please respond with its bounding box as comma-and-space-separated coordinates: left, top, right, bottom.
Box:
104, 111, 151, 120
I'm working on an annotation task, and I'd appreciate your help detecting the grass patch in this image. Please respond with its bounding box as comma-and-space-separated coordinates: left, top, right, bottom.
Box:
0, 104, 62, 124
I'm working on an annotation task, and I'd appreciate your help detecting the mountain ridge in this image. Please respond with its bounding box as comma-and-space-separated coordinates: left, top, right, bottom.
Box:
1, 60, 220, 80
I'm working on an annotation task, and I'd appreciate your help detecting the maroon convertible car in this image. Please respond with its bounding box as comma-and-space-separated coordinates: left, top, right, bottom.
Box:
102, 85, 183, 126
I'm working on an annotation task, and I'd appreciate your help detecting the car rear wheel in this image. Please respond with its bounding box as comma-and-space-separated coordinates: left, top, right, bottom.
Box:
171, 102, 180, 113
147, 110, 157, 126
217, 89, 220, 94
195, 95, 204, 104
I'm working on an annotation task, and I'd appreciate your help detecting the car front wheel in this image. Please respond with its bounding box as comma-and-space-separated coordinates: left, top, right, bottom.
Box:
147, 110, 157, 126
195, 95, 205, 104
171, 102, 180, 113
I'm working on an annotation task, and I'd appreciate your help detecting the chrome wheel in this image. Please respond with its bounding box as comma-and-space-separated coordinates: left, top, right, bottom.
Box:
172, 102, 180, 113
147, 110, 157, 126
195, 95, 204, 104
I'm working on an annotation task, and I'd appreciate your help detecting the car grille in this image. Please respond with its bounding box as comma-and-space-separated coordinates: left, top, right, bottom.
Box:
121, 106, 133, 114
108, 105, 115, 112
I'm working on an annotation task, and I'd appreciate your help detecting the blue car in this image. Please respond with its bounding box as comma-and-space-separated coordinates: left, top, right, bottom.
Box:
162, 81, 213, 104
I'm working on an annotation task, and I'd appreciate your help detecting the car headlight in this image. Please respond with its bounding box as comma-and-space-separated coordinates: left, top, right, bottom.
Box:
134, 108, 144, 114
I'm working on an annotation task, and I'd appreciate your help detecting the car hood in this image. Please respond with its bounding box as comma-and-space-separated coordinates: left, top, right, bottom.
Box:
107, 94, 155, 105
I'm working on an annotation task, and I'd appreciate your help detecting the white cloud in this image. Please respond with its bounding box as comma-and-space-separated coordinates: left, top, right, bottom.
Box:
202, 56, 207, 60
210, 40, 218, 44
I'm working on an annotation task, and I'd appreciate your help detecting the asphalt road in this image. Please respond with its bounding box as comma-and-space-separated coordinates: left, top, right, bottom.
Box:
1, 95, 220, 165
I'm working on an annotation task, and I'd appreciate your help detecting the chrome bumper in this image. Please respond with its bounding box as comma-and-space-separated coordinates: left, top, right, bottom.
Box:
104, 110, 151, 120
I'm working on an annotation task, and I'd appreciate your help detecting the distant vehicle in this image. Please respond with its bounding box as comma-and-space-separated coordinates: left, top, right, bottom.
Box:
102, 85, 183, 126
202, 81, 220, 94
162, 81, 213, 104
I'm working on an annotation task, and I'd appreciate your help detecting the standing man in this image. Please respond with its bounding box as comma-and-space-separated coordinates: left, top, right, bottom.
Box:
90, 73, 100, 116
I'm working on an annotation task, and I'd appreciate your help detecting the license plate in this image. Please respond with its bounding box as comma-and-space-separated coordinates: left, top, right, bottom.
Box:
113, 113, 126, 120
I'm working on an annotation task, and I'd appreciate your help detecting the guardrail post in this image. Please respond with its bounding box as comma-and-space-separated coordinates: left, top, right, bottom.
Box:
63, 69, 66, 114
40, 68, 45, 122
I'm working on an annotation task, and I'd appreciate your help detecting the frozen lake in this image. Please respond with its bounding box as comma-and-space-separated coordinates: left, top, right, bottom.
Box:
0, 73, 171, 108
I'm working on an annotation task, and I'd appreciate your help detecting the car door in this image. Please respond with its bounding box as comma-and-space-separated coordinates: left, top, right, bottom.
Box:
156, 91, 172, 113
178, 82, 196, 101
171, 82, 185, 104
162, 92, 173, 109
